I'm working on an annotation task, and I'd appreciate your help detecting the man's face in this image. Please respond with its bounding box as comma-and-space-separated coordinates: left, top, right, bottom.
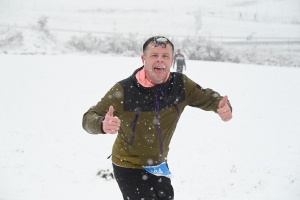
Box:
141, 43, 174, 85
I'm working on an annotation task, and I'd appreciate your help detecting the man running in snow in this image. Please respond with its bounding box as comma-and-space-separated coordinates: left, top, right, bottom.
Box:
173, 49, 186, 73
82, 36, 232, 200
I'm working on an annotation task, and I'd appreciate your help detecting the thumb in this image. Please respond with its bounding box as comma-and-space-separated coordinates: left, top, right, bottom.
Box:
218, 95, 228, 109
107, 105, 114, 116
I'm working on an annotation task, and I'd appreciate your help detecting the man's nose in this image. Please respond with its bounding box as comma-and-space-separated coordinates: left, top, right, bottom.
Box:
156, 56, 164, 62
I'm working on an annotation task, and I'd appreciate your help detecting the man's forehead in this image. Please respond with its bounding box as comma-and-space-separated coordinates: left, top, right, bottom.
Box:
146, 43, 172, 51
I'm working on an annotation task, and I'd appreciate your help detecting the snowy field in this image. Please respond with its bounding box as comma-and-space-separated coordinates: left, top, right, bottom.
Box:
0, 54, 300, 200
1, 0, 300, 199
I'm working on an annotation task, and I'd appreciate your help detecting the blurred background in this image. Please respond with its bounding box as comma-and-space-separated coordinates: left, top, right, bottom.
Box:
0, 0, 300, 67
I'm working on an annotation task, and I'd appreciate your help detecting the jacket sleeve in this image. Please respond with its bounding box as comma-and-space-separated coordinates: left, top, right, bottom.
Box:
82, 83, 124, 134
183, 75, 232, 113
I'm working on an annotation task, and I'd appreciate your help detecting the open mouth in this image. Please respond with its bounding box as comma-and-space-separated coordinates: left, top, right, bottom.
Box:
154, 66, 165, 74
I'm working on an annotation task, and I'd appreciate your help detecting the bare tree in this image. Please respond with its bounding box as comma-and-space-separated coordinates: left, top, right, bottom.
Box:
37, 16, 48, 31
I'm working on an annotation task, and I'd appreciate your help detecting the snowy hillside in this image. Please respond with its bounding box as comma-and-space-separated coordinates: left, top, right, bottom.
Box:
1, 54, 300, 200
0, 0, 300, 63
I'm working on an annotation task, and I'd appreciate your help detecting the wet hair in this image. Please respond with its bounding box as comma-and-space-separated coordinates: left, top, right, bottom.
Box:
142, 36, 174, 55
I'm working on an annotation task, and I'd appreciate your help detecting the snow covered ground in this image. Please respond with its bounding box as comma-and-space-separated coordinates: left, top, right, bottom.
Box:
1, 0, 300, 199
0, 54, 300, 200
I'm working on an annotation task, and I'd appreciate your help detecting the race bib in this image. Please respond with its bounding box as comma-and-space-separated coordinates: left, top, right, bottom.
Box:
143, 162, 173, 178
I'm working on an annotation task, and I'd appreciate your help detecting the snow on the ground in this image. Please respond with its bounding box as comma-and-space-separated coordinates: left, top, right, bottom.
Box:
0, 0, 300, 199
0, 54, 300, 200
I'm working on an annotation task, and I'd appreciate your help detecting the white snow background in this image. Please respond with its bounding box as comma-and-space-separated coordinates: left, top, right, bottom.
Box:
1, 0, 300, 200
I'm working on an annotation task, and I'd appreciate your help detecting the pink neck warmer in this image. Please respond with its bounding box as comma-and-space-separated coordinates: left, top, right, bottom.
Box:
136, 67, 170, 87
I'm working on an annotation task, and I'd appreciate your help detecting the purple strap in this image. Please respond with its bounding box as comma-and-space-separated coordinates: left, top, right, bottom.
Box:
155, 90, 164, 161
130, 112, 139, 146
129, 87, 180, 164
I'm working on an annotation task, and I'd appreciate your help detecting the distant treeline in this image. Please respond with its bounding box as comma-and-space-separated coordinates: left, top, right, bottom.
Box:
0, 26, 299, 67
67, 33, 300, 67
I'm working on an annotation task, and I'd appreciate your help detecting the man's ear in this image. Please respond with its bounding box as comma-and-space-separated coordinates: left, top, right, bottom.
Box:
141, 55, 145, 65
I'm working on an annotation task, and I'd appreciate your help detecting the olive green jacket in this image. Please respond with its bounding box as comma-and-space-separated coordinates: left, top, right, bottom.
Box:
82, 67, 232, 169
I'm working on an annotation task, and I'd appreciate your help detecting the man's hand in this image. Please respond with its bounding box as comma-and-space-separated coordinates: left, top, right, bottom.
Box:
217, 95, 232, 122
102, 106, 121, 134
